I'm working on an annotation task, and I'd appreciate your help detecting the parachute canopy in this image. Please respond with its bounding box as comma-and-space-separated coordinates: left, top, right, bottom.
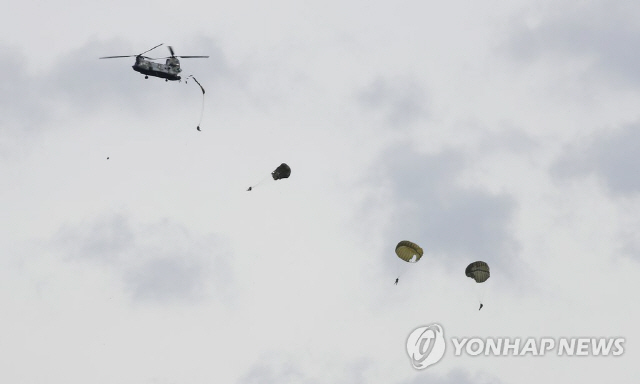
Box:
465, 261, 490, 283
272, 163, 291, 180
395, 241, 424, 263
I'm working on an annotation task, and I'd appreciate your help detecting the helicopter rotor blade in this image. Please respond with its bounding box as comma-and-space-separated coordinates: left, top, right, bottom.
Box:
148, 55, 209, 60
99, 55, 137, 59
140, 43, 164, 56
168, 46, 175, 57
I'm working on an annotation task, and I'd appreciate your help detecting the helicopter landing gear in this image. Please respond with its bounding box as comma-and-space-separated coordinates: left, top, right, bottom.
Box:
145, 75, 148, 79
165, 79, 168, 82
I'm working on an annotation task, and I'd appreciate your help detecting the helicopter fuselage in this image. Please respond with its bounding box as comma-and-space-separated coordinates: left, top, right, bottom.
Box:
101, 45, 208, 81
132, 56, 182, 81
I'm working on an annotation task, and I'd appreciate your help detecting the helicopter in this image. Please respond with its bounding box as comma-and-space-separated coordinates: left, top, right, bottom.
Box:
99, 43, 209, 81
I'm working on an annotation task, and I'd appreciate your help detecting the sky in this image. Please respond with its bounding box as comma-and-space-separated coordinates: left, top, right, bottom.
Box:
1, 0, 639, 382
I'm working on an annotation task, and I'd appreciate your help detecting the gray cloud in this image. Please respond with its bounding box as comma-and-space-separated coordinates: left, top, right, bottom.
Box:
401, 368, 505, 384
552, 122, 640, 261
238, 355, 373, 384
54, 214, 233, 303
0, 45, 54, 156
358, 76, 428, 128
239, 359, 319, 384
0, 39, 147, 131
124, 256, 209, 302
505, 1, 640, 86
477, 128, 539, 155
238, 355, 503, 384
56, 214, 135, 264
361, 144, 519, 278
552, 122, 640, 195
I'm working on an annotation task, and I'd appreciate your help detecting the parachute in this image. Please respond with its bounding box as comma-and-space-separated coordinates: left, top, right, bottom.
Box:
247, 163, 291, 191
393, 241, 423, 285
272, 163, 291, 180
395, 241, 423, 263
465, 261, 490, 283
466, 261, 490, 310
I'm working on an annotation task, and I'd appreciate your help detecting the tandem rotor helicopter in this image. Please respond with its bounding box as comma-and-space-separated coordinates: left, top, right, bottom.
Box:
99, 43, 209, 81
100, 43, 209, 130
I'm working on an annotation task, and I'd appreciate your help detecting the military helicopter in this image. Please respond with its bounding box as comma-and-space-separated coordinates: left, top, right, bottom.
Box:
100, 43, 209, 81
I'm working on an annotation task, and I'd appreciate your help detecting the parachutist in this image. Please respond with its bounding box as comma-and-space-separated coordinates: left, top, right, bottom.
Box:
395, 278, 399, 285
187, 75, 205, 129
197, 126, 201, 131
247, 187, 252, 191
467, 261, 490, 311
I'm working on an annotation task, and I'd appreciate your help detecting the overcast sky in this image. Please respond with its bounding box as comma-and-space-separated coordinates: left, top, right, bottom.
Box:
1, 0, 639, 383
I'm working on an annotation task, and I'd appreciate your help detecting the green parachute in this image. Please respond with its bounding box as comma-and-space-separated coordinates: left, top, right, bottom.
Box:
465, 261, 490, 283
465, 261, 490, 310
393, 241, 424, 285
395, 241, 424, 263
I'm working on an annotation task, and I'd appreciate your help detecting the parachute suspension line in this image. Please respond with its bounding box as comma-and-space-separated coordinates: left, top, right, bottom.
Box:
186, 75, 205, 131
247, 174, 271, 191
476, 280, 488, 304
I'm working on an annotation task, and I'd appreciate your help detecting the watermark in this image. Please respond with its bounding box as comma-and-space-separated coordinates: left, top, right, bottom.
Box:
406, 324, 446, 369
407, 323, 625, 370
452, 337, 625, 357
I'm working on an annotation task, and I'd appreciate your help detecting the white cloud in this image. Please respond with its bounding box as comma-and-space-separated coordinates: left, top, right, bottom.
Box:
2, 1, 640, 383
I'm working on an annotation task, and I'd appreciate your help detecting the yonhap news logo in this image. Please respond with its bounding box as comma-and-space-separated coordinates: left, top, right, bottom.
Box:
406, 324, 446, 369
407, 323, 625, 370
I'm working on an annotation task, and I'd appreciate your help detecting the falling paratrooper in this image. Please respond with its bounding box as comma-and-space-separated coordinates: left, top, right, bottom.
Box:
394, 240, 424, 285
465, 261, 490, 310
247, 163, 291, 191
185, 75, 205, 131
